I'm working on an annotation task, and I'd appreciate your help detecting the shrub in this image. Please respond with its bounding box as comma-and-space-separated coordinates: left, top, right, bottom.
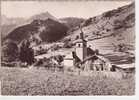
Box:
51, 44, 61, 51
34, 59, 43, 66
2, 40, 18, 62
53, 55, 64, 65
75, 35, 79, 40
124, 13, 135, 27
36, 47, 47, 55
113, 20, 124, 30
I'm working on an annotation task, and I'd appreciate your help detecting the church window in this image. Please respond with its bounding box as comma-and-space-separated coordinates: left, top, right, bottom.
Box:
78, 44, 81, 47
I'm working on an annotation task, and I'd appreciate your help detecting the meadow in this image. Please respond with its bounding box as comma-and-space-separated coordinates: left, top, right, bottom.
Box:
0, 67, 135, 95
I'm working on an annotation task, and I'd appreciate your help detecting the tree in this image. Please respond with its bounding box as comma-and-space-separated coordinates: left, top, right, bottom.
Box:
75, 35, 79, 40
53, 55, 64, 65
19, 39, 34, 65
2, 40, 18, 62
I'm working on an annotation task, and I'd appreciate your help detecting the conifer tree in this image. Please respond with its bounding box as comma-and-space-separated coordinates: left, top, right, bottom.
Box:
19, 39, 34, 65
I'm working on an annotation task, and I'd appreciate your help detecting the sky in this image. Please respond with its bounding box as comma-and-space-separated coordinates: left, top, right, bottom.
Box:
1, 0, 132, 19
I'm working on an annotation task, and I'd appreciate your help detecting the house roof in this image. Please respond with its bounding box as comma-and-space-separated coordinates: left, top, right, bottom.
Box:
64, 51, 81, 63
81, 55, 110, 64
81, 55, 98, 63
64, 53, 74, 60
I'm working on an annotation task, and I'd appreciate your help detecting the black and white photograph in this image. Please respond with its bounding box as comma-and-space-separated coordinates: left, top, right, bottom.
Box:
0, 0, 135, 96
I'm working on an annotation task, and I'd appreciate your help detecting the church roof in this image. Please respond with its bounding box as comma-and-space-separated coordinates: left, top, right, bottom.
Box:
74, 39, 87, 43
87, 47, 95, 56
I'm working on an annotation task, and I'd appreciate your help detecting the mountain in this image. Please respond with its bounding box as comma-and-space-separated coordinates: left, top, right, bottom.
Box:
4, 18, 68, 44
2, 2, 135, 55
27, 11, 59, 23
1, 12, 59, 39
63, 2, 135, 54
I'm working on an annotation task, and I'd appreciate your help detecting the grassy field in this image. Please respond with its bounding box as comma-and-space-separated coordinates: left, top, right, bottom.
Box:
0, 67, 135, 96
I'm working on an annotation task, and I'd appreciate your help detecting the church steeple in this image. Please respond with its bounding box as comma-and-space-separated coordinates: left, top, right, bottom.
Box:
74, 26, 87, 61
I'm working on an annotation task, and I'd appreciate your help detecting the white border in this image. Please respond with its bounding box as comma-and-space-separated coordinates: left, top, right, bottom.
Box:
0, 0, 138, 100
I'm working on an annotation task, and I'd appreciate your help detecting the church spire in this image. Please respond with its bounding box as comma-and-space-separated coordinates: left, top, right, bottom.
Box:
79, 25, 84, 40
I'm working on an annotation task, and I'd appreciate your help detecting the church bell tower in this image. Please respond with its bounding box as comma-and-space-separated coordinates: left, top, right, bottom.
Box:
75, 26, 87, 61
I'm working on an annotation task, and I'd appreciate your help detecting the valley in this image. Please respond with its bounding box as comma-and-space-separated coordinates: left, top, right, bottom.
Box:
0, 1, 135, 96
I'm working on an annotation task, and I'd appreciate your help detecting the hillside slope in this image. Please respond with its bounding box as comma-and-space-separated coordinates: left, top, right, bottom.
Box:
4, 18, 68, 44
1, 12, 60, 40
27, 11, 59, 23
64, 2, 135, 54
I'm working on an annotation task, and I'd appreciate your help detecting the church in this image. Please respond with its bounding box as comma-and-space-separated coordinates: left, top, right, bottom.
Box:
63, 26, 112, 72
